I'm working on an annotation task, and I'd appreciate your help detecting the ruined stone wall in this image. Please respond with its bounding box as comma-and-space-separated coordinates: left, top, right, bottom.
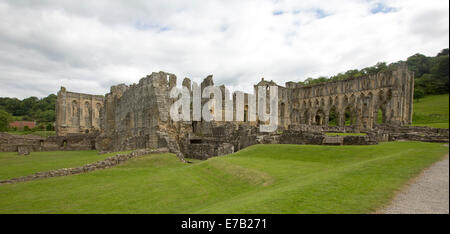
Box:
0, 132, 97, 152
56, 87, 104, 136
96, 72, 177, 152
285, 64, 414, 131
49, 64, 425, 160
90, 65, 416, 156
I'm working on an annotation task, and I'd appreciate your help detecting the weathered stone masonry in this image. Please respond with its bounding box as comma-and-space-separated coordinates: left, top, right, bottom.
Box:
276, 63, 414, 130
56, 87, 104, 136
3, 64, 446, 159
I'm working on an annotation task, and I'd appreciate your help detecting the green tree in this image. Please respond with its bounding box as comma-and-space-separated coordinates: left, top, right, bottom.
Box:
437, 48, 449, 57
429, 55, 449, 94
414, 88, 425, 101
407, 53, 432, 78
46, 123, 54, 131
0, 109, 12, 132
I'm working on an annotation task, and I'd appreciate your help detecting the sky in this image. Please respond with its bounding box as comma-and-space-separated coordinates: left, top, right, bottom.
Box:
0, 0, 448, 99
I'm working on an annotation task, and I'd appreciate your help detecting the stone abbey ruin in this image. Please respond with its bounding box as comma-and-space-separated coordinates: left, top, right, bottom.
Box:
1, 64, 448, 159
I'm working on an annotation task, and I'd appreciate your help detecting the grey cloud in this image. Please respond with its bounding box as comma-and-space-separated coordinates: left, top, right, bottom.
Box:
0, 0, 448, 99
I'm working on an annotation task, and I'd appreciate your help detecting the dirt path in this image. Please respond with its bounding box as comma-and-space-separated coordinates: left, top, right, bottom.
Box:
381, 154, 449, 214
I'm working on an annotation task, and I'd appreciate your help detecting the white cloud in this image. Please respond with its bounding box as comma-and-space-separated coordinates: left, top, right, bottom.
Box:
0, 0, 448, 99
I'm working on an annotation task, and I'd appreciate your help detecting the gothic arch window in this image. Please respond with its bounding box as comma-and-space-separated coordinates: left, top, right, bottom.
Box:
328, 106, 337, 126
315, 109, 325, 126
375, 105, 387, 125
345, 106, 353, 126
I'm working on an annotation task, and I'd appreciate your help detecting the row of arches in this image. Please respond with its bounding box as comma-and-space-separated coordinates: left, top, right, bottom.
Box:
297, 73, 395, 99
293, 105, 387, 128
291, 89, 393, 129
299, 89, 391, 110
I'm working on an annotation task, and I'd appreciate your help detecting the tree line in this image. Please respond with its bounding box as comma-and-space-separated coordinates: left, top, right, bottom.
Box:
0, 94, 56, 131
298, 48, 449, 100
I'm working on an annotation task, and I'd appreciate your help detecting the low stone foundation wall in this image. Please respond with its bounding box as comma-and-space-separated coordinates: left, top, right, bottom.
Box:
375, 125, 449, 143
0, 133, 45, 152
0, 148, 169, 185
0, 132, 98, 153
343, 135, 377, 145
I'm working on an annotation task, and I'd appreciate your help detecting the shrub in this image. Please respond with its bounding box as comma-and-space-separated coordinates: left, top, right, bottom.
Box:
0, 110, 12, 132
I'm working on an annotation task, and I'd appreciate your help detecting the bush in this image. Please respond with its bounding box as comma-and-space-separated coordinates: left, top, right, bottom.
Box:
414, 89, 425, 101
0, 110, 12, 132
46, 123, 54, 131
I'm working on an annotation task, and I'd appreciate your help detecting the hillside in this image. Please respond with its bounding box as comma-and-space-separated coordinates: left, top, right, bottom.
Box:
413, 94, 449, 128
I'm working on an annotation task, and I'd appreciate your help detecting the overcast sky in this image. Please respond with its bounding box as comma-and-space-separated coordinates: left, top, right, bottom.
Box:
0, 0, 448, 99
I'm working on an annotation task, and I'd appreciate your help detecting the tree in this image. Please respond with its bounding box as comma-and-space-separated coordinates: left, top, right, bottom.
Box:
35, 110, 55, 123
430, 55, 449, 94
414, 88, 425, 101
0, 109, 12, 132
297, 48, 448, 97
437, 48, 449, 57
46, 123, 54, 131
407, 53, 432, 78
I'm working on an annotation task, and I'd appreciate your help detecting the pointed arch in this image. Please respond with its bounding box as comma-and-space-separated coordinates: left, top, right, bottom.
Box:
328, 106, 337, 126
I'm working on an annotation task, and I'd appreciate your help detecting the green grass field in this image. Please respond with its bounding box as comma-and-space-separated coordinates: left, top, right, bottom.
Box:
412, 94, 449, 128
0, 142, 447, 214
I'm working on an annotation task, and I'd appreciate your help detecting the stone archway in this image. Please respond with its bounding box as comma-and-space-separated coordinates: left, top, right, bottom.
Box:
328, 106, 337, 126
344, 106, 354, 126
314, 109, 325, 126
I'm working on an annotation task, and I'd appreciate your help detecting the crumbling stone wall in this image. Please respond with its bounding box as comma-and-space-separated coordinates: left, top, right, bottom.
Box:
96, 72, 179, 152
47, 64, 446, 160
284, 64, 414, 131
0, 132, 97, 153
0, 132, 45, 152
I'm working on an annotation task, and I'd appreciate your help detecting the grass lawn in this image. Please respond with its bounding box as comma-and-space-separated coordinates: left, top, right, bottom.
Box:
0, 142, 447, 214
0, 151, 130, 180
412, 94, 449, 128
325, 132, 366, 136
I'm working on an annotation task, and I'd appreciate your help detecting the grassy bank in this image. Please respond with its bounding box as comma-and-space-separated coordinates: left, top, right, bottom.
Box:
0, 142, 447, 213
0, 150, 130, 180
412, 94, 449, 128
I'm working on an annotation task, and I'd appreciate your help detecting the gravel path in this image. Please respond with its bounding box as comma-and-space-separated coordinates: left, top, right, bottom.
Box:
382, 154, 449, 214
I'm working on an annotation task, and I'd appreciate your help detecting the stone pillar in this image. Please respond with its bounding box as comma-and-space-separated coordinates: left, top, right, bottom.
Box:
389, 90, 401, 125
338, 112, 345, 127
